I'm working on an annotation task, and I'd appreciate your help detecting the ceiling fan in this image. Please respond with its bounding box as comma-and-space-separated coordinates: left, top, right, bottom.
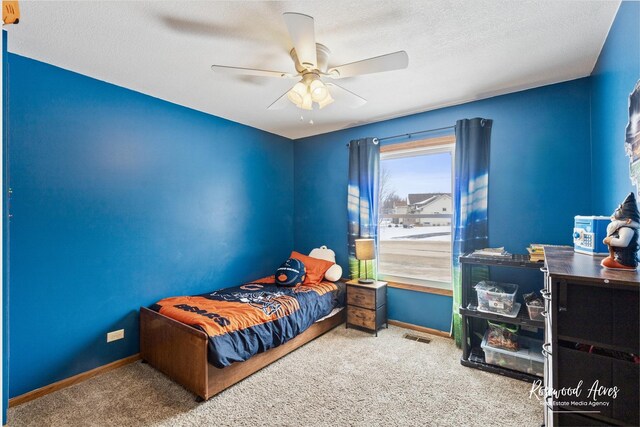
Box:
211, 12, 409, 111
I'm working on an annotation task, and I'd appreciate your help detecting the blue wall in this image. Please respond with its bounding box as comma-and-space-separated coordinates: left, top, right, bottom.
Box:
2, 29, 9, 426
387, 288, 452, 332
294, 78, 593, 331
591, 1, 640, 214
6, 54, 293, 398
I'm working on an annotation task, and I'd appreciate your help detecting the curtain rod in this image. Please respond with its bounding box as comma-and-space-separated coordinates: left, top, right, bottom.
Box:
346, 125, 455, 147
376, 125, 455, 143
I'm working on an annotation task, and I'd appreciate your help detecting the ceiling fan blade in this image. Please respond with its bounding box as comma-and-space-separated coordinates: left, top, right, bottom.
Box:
327, 51, 409, 79
283, 12, 317, 70
211, 65, 294, 78
326, 82, 367, 108
267, 89, 292, 110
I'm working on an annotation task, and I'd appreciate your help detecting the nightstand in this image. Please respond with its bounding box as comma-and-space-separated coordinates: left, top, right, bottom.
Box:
345, 280, 388, 336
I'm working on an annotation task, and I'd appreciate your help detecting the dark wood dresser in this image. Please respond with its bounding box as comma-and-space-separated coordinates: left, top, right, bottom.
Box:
543, 247, 639, 427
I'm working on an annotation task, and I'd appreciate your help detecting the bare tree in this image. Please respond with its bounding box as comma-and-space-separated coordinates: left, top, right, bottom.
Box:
379, 167, 402, 216
382, 193, 403, 211
379, 167, 393, 208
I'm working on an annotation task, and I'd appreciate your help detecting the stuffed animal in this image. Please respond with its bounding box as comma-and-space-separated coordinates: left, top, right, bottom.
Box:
309, 245, 343, 281
601, 192, 640, 270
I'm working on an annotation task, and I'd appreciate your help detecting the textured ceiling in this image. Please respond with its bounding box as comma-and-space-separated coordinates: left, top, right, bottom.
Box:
6, 1, 620, 139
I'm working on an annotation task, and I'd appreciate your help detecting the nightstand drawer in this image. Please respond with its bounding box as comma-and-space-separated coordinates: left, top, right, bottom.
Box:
347, 286, 376, 309
347, 305, 387, 330
347, 306, 377, 330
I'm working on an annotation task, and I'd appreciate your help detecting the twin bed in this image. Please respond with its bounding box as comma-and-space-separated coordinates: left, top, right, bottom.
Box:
140, 275, 346, 400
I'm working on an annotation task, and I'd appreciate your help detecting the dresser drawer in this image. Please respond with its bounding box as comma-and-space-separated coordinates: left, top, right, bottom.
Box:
556, 345, 639, 425
557, 282, 639, 352
555, 411, 611, 426
347, 286, 377, 309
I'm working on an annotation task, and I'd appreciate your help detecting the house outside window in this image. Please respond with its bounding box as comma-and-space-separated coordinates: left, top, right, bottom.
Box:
378, 135, 455, 289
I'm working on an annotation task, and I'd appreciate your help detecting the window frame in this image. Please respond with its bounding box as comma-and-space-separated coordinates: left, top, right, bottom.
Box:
377, 136, 455, 290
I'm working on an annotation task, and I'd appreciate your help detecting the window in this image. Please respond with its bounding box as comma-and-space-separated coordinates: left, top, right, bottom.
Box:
378, 136, 454, 289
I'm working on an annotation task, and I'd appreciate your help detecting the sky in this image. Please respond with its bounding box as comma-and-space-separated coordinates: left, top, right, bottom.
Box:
382, 152, 452, 199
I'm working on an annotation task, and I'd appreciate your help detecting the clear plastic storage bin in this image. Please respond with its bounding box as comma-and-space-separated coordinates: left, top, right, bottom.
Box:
481, 330, 544, 376
486, 321, 519, 351
526, 302, 544, 321
474, 281, 519, 315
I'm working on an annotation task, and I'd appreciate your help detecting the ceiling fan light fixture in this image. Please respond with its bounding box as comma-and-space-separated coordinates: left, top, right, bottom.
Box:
287, 81, 307, 106
287, 90, 302, 106
300, 92, 313, 110
318, 92, 334, 109
310, 79, 329, 102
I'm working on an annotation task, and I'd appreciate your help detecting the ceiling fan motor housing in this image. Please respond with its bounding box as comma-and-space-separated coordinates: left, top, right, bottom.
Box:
290, 43, 331, 74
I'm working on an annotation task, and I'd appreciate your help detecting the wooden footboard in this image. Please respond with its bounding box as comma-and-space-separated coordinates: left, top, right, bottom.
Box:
140, 307, 209, 399
140, 307, 345, 400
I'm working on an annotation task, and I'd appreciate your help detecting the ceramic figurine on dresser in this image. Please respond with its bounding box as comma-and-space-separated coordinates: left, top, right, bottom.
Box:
601, 192, 640, 270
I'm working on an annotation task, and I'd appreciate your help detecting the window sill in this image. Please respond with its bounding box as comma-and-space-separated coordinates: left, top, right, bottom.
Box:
386, 281, 453, 297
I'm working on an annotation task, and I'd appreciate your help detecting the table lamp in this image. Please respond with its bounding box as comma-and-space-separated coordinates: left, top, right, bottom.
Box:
355, 238, 375, 284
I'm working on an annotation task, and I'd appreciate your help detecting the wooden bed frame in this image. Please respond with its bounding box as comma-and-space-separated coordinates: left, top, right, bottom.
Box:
139, 306, 345, 401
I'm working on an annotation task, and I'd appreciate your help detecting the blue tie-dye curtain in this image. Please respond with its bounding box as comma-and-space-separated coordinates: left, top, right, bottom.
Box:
347, 138, 380, 279
452, 118, 492, 347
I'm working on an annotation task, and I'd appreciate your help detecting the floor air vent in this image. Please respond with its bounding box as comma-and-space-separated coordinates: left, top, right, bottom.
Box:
403, 333, 432, 344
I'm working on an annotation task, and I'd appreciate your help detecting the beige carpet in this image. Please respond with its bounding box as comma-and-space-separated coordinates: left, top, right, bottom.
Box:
8, 325, 542, 426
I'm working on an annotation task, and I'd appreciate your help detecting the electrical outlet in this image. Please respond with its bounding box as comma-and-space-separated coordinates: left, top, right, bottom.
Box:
107, 329, 125, 343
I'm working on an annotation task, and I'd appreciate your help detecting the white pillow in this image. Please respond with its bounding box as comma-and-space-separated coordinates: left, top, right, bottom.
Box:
324, 264, 343, 282
309, 246, 343, 282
